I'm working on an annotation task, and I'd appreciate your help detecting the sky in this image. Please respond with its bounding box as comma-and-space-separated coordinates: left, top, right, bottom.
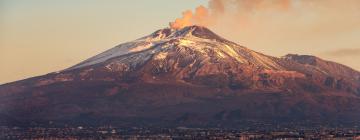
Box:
1, 0, 360, 84
0, 0, 207, 84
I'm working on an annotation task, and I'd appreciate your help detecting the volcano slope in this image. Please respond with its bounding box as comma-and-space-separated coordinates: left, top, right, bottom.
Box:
1, 26, 360, 128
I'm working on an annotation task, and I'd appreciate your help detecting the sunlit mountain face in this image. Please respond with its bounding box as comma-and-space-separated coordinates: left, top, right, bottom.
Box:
1, 26, 360, 128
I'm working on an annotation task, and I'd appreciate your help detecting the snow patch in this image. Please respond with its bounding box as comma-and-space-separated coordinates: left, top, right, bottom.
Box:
214, 49, 226, 58
105, 65, 112, 70
129, 42, 153, 52
67, 26, 285, 72
154, 52, 168, 60
179, 39, 194, 46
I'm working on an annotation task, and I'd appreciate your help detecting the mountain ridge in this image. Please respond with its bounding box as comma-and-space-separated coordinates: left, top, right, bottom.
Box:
1, 25, 360, 128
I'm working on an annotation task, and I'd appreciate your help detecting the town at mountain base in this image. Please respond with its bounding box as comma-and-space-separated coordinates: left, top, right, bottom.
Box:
1, 26, 360, 128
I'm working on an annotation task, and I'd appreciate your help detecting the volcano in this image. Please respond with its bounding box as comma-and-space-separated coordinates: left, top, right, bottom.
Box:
1, 26, 360, 128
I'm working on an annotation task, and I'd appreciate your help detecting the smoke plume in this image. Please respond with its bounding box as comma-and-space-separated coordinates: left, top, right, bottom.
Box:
170, 0, 360, 32
170, 0, 360, 70
170, 5, 211, 29
169, 0, 294, 29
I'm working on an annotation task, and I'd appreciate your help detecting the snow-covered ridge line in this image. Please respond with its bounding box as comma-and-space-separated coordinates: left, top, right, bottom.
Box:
66, 25, 287, 71
67, 26, 220, 70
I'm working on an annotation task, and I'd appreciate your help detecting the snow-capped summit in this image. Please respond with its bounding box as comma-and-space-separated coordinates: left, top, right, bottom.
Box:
1, 25, 360, 128
140, 25, 227, 41
69, 25, 284, 71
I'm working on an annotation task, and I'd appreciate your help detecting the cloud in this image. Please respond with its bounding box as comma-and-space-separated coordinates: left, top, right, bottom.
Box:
169, 0, 360, 72
169, 0, 300, 29
169, 5, 212, 29
169, 0, 360, 51
170, 0, 360, 32
325, 48, 360, 57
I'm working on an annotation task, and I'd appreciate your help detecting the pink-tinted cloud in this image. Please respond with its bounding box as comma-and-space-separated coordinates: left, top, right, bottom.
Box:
326, 48, 360, 57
